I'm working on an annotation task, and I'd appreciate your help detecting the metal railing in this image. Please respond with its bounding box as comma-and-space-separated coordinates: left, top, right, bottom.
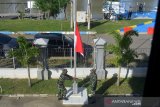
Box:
0, 48, 151, 68
0, 49, 17, 68
45, 48, 94, 68
105, 48, 151, 67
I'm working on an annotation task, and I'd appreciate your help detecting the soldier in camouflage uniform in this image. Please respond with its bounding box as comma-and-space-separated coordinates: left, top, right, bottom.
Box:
57, 69, 73, 100
89, 68, 97, 96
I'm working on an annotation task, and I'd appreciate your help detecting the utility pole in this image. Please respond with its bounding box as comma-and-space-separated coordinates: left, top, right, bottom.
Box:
70, 0, 73, 29
87, 0, 91, 30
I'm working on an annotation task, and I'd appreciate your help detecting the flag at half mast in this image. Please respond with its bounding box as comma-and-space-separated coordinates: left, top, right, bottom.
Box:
74, 22, 84, 56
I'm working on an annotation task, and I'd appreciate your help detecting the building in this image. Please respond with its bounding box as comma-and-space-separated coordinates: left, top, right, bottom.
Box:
0, 0, 29, 13
119, 0, 158, 12
0, 0, 42, 19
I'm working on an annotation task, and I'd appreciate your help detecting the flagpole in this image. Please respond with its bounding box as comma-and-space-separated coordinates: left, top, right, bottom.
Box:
73, 0, 77, 80
73, 0, 78, 94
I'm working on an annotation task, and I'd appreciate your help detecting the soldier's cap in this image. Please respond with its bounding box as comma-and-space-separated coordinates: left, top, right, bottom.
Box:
62, 69, 68, 73
90, 68, 96, 72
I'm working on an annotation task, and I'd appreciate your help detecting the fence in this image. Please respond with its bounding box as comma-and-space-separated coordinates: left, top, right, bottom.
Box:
0, 48, 94, 68
46, 48, 94, 68
0, 67, 147, 79
105, 48, 151, 67
0, 48, 150, 68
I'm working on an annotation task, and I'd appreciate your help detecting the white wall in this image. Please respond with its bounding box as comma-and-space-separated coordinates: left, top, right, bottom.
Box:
0, 68, 38, 79
0, 67, 147, 79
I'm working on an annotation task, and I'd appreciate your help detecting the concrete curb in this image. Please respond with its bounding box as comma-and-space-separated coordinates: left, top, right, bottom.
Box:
0, 31, 97, 35
0, 94, 56, 97
16, 31, 97, 35
119, 32, 147, 35
0, 31, 15, 35
0, 93, 140, 97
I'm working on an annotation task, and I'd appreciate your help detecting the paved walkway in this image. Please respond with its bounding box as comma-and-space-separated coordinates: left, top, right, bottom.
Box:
0, 96, 104, 107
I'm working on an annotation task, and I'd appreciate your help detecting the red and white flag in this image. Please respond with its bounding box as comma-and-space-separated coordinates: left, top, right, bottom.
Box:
74, 22, 84, 56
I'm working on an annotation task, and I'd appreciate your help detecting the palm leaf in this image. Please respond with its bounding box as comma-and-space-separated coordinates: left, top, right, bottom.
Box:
121, 30, 138, 49
110, 31, 122, 46
124, 30, 138, 37
107, 44, 122, 55
106, 30, 139, 67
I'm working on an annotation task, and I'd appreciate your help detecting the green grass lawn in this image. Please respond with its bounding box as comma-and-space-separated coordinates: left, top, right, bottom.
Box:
0, 19, 152, 34
0, 77, 145, 95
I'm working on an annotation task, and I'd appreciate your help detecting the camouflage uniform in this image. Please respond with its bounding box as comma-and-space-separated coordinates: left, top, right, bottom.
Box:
89, 69, 97, 96
57, 69, 73, 100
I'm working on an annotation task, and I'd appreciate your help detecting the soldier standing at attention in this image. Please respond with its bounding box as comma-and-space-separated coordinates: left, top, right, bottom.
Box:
57, 69, 73, 100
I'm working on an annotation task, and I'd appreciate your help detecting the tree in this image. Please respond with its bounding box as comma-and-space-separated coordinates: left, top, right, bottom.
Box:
34, 0, 70, 19
61, 0, 70, 20
9, 37, 39, 87
106, 30, 138, 86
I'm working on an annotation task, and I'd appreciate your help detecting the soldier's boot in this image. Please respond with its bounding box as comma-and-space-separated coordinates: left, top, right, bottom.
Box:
58, 97, 63, 100
63, 94, 68, 100
63, 96, 68, 100
58, 93, 63, 100
62, 89, 68, 100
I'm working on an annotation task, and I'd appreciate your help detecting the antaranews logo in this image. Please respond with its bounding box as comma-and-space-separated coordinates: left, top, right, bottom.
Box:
104, 97, 142, 107
112, 99, 141, 105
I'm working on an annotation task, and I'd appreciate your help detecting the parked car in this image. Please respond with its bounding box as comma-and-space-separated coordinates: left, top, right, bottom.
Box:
0, 33, 18, 57
34, 33, 74, 48
34, 33, 74, 57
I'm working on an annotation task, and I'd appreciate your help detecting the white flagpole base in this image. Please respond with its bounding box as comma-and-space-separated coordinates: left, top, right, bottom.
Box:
63, 87, 88, 105
72, 81, 78, 94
